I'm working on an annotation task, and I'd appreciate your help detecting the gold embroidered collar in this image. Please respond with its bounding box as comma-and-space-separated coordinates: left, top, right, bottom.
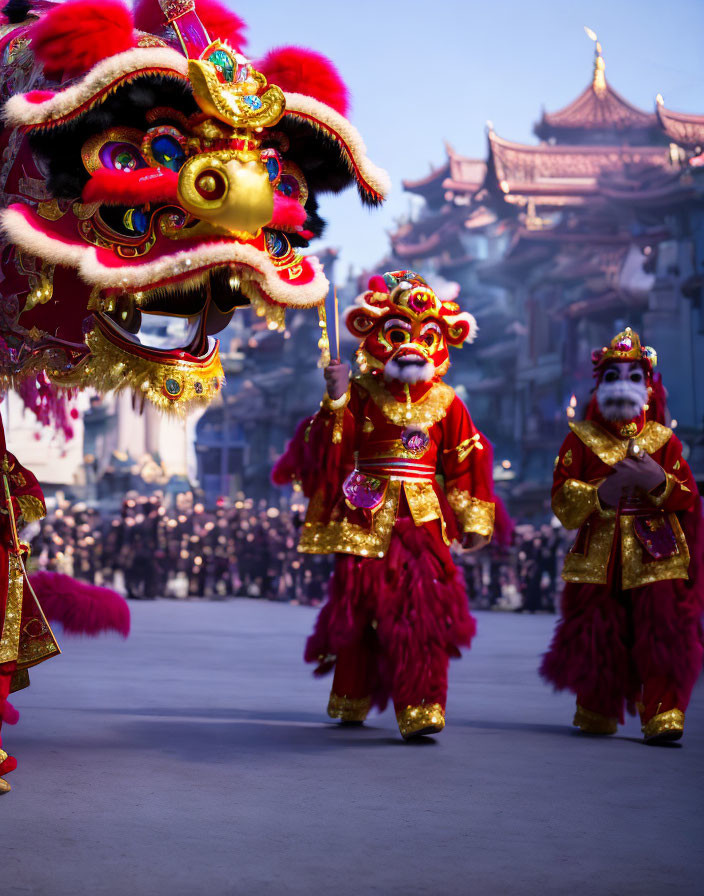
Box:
356, 375, 455, 429
569, 420, 672, 466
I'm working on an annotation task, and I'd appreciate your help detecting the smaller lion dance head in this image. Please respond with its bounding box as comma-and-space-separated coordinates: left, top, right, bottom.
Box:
345, 271, 477, 384
0, 0, 389, 413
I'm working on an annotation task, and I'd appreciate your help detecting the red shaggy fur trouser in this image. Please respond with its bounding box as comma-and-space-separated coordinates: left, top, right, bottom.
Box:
540, 577, 704, 724
0, 660, 18, 775
305, 517, 476, 713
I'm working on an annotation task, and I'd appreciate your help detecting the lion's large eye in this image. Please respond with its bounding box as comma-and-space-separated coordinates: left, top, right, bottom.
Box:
387, 328, 408, 345
420, 323, 441, 350
604, 369, 619, 383
142, 128, 187, 172
108, 144, 147, 172
150, 135, 186, 171
275, 162, 308, 205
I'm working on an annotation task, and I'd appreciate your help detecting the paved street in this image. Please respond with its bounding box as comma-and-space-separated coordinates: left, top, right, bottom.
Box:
2, 600, 702, 895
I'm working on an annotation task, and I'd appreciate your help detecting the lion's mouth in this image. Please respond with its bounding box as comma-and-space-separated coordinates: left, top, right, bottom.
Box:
100, 307, 207, 354
97, 266, 255, 357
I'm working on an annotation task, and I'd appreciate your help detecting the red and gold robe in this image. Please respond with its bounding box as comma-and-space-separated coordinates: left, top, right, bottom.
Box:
541, 416, 704, 729
0, 451, 60, 694
274, 373, 497, 730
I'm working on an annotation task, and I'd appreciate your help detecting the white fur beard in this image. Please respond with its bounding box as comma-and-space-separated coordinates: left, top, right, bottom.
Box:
596, 380, 649, 421
384, 358, 435, 384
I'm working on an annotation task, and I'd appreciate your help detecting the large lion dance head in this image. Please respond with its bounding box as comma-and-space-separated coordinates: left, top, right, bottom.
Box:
0, 0, 388, 414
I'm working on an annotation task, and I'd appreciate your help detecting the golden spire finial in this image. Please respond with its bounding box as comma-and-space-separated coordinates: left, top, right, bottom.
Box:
584, 26, 606, 96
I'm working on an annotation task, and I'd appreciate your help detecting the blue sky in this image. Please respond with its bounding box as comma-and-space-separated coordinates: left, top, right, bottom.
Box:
236, 0, 704, 279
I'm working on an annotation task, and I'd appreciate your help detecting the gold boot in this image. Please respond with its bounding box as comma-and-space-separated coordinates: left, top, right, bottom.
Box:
642, 708, 684, 744
327, 692, 371, 724
0, 776, 10, 794
573, 703, 618, 736
396, 703, 445, 740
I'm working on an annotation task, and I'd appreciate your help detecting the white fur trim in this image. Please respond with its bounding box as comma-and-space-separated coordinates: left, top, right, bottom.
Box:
79, 241, 328, 307
1, 206, 86, 267
2, 205, 328, 308
283, 93, 391, 200
384, 358, 434, 384
3, 48, 188, 128
445, 311, 478, 344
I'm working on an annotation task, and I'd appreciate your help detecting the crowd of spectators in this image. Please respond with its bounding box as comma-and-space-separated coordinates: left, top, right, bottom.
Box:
30, 492, 574, 611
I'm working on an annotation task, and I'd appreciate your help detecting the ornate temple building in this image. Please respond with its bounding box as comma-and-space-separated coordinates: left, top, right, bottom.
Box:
390, 38, 704, 514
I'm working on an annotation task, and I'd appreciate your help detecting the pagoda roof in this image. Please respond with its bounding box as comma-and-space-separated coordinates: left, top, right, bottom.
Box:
402, 161, 450, 205
391, 208, 467, 260
534, 40, 657, 142
485, 129, 673, 207
443, 145, 486, 195
535, 82, 657, 142
656, 99, 704, 150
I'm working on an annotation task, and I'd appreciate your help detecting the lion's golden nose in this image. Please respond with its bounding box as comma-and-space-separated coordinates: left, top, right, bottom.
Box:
177, 151, 273, 236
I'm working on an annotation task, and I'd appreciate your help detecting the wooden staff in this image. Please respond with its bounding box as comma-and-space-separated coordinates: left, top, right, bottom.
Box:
333, 286, 340, 362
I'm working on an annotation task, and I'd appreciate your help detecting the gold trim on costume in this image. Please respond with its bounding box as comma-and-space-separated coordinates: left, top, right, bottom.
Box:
620, 513, 689, 589
552, 479, 611, 531
641, 708, 684, 741
404, 481, 442, 525
16, 494, 46, 525
568, 420, 672, 467
647, 472, 676, 507
299, 480, 401, 558
356, 375, 454, 429
321, 388, 350, 413
560, 512, 690, 588
9, 667, 29, 694
573, 704, 618, 735
0, 554, 24, 664
327, 692, 371, 722
446, 489, 494, 538
396, 703, 445, 739
51, 325, 224, 414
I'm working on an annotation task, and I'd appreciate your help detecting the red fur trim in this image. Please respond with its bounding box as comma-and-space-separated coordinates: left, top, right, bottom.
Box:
30, 571, 130, 638
270, 193, 307, 231
133, 0, 246, 50
258, 47, 349, 116
1, 700, 19, 725
29, 0, 137, 81
82, 168, 180, 206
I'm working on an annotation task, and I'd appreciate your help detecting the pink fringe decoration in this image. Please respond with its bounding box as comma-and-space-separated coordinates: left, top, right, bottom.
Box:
18, 374, 76, 441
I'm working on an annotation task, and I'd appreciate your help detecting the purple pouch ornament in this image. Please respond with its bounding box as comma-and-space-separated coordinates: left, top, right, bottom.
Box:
342, 470, 387, 511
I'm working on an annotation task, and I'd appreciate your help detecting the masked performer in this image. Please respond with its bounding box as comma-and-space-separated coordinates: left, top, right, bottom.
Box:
541, 328, 703, 744
274, 271, 503, 740
0, 416, 60, 793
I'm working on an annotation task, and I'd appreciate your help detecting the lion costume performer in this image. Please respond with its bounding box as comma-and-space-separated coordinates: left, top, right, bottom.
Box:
541, 328, 704, 744
274, 271, 507, 740
0, 0, 388, 413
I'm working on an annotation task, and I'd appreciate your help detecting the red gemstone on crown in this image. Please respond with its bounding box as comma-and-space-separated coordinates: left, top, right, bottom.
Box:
616, 337, 632, 351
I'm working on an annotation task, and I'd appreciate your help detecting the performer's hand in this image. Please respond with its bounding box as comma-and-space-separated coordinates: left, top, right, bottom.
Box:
462, 532, 491, 552
597, 473, 623, 507
623, 453, 666, 493
598, 455, 665, 506
324, 359, 350, 400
